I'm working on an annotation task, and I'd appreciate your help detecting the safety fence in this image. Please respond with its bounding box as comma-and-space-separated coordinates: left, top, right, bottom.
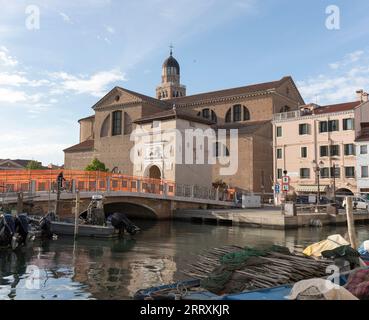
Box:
0, 170, 235, 203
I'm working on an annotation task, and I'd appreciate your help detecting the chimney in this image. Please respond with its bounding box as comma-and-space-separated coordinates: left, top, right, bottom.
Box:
356, 89, 368, 102
356, 89, 364, 101
363, 92, 369, 102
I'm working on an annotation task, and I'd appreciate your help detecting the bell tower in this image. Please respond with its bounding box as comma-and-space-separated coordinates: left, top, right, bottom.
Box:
156, 46, 186, 100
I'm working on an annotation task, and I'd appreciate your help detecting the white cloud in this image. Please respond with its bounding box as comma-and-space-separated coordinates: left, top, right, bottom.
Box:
0, 88, 42, 104
298, 49, 369, 104
50, 69, 126, 96
0, 46, 18, 67
105, 25, 115, 34
329, 50, 365, 70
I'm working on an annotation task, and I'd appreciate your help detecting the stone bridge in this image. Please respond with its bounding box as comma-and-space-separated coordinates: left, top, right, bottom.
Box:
1, 190, 236, 220
0, 170, 237, 219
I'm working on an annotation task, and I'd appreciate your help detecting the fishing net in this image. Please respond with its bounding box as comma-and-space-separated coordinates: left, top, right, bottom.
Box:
200, 245, 292, 294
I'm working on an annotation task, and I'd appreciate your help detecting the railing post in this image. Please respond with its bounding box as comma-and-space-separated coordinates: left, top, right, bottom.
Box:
107, 176, 111, 192
71, 179, 76, 194
215, 187, 219, 201
30, 180, 36, 195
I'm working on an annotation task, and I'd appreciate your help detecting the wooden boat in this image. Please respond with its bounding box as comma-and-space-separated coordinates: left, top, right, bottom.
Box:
49, 195, 140, 238
50, 221, 119, 238
134, 267, 369, 300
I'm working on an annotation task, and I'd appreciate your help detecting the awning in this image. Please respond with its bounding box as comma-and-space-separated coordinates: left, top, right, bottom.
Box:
295, 185, 329, 193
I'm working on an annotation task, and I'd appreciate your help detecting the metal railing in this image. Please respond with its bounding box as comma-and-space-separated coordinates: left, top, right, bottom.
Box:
0, 170, 235, 203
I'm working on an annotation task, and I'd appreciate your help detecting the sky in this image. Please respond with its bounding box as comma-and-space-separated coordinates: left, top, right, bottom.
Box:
1, 0, 369, 165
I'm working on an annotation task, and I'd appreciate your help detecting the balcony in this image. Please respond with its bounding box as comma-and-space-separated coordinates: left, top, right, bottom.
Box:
273, 109, 314, 121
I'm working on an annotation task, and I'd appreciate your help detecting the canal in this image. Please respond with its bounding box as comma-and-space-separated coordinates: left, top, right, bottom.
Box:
1, 220, 369, 300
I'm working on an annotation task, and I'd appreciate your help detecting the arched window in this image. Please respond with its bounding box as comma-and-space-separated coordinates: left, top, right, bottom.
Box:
100, 114, 110, 138
211, 110, 217, 123
213, 142, 230, 157
225, 105, 251, 123
280, 105, 290, 113
124, 112, 132, 135
233, 105, 241, 122
112, 111, 122, 136
202, 108, 210, 119
225, 109, 232, 123
198, 109, 218, 123
243, 106, 250, 121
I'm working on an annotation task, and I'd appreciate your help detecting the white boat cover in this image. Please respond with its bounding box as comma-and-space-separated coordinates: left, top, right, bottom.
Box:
286, 278, 358, 300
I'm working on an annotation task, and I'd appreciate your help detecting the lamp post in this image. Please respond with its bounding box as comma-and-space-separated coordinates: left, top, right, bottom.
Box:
332, 163, 337, 204
312, 160, 324, 205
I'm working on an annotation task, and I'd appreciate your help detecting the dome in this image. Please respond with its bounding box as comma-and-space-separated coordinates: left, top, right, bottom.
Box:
163, 53, 180, 75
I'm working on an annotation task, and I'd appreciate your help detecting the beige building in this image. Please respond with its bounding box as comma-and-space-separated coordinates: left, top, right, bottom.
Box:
64, 51, 305, 192
272, 92, 369, 199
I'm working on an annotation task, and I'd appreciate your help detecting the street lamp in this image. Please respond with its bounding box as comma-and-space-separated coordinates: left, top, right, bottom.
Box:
332, 163, 337, 204
312, 160, 324, 205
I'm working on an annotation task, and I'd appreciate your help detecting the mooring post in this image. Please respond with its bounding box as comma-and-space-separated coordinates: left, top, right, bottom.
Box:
74, 191, 80, 239
17, 192, 23, 214
345, 196, 357, 249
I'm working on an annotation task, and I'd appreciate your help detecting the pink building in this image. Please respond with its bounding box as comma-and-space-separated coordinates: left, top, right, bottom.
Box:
272, 92, 369, 201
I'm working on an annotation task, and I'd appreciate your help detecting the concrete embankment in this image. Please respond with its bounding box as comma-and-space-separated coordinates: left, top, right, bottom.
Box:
174, 207, 369, 229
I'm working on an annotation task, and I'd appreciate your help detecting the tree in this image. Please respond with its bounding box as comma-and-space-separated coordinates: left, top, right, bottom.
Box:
26, 160, 44, 170
212, 179, 228, 191
85, 158, 109, 172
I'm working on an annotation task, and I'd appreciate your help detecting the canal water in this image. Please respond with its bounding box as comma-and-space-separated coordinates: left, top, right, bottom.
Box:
1, 220, 369, 300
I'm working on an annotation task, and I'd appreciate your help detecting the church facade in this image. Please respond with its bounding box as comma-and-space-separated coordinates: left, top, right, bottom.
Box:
64, 51, 305, 193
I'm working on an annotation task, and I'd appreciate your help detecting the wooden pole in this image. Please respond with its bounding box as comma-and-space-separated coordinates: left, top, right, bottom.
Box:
345, 196, 357, 249
17, 192, 23, 214
74, 191, 80, 239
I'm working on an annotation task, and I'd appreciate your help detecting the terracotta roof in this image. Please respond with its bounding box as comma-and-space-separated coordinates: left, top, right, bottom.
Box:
313, 101, 361, 115
214, 120, 271, 134
64, 140, 94, 153
167, 76, 299, 106
134, 108, 215, 125
78, 115, 95, 122
92, 87, 169, 110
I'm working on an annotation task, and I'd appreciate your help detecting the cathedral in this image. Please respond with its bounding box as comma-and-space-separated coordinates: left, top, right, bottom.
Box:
64, 50, 305, 193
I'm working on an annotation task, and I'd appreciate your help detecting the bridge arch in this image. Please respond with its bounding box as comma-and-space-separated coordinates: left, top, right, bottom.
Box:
104, 200, 159, 220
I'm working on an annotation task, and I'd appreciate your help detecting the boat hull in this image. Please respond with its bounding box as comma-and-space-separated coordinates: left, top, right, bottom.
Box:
50, 221, 119, 238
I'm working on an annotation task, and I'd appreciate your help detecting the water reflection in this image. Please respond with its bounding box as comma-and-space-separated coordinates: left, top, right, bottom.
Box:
0, 220, 368, 300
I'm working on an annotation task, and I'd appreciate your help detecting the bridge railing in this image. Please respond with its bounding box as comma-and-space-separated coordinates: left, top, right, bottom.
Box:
0, 170, 235, 203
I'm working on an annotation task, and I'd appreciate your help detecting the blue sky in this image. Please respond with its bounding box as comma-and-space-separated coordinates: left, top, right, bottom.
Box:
1, 0, 369, 165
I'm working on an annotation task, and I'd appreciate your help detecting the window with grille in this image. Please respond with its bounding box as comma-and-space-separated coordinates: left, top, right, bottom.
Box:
330, 145, 340, 156
301, 147, 307, 158
299, 123, 310, 135
344, 144, 356, 156
343, 118, 355, 130
300, 168, 310, 179
320, 146, 329, 157
233, 105, 241, 122
112, 110, 122, 136
361, 166, 369, 178
361, 145, 368, 154
276, 126, 282, 137
276, 148, 283, 159
345, 167, 355, 178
